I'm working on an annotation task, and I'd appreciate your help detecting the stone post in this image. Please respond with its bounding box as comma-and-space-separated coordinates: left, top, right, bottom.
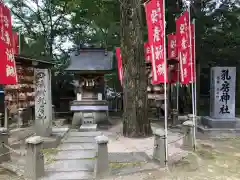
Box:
95, 135, 109, 178
4, 104, 8, 129
178, 115, 188, 123
0, 128, 10, 163
182, 120, 194, 150
17, 108, 24, 128
188, 114, 201, 125
153, 129, 166, 166
52, 105, 56, 122
24, 136, 44, 180
171, 109, 178, 126
35, 69, 52, 137
0, 113, 3, 127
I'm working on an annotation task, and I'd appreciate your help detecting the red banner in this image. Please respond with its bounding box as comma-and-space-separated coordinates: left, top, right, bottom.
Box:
144, 42, 151, 62
167, 34, 177, 59
0, 3, 17, 84
169, 65, 178, 83
116, 47, 123, 85
176, 11, 191, 84
145, 0, 167, 84
190, 23, 195, 82
13, 32, 19, 55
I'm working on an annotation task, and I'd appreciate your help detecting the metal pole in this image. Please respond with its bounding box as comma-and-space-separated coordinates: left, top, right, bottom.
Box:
176, 63, 179, 111
188, 7, 196, 150
4, 101, 7, 129
193, 19, 197, 116
18, 29, 21, 54
175, 16, 180, 113
163, 0, 168, 165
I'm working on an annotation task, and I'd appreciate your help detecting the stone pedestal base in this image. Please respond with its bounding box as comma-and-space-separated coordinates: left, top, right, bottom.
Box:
202, 116, 237, 128
70, 100, 109, 128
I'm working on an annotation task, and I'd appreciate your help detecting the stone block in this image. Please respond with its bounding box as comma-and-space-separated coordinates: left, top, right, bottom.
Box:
45, 159, 95, 172
25, 135, 44, 180
42, 171, 93, 180
79, 124, 97, 132
55, 150, 96, 160
63, 136, 96, 143
202, 116, 236, 128
153, 128, 166, 166
182, 120, 194, 150
58, 143, 96, 151
95, 135, 109, 178
0, 128, 10, 163
68, 131, 101, 137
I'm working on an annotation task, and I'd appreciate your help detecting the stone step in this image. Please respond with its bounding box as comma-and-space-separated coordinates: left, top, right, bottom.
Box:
63, 137, 96, 143
55, 150, 96, 160
41, 171, 94, 180
45, 159, 95, 172
58, 143, 97, 151
80, 124, 97, 132
68, 131, 102, 137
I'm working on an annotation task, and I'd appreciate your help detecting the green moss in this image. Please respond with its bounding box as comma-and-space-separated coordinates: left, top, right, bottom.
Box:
41, 148, 58, 165
109, 161, 146, 169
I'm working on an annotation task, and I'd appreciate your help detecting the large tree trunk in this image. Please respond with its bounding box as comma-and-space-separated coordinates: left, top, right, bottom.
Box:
120, 0, 152, 137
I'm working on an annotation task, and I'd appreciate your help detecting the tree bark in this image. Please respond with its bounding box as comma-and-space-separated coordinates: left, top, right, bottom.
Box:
120, 0, 152, 137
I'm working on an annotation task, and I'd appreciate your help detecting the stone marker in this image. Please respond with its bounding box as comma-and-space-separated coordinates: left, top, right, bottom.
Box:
153, 128, 166, 166
182, 120, 194, 150
202, 67, 238, 128
0, 128, 10, 163
95, 135, 109, 178
25, 136, 44, 180
35, 69, 52, 137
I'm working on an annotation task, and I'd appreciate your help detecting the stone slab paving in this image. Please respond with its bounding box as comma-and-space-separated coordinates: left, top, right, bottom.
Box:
68, 131, 102, 137
40, 171, 94, 180
63, 136, 96, 143
45, 159, 95, 172
55, 150, 96, 160
58, 143, 97, 151
42, 129, 99, 180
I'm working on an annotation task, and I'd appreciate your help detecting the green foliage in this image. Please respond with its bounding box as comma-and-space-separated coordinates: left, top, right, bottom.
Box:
7, 0, 240, 97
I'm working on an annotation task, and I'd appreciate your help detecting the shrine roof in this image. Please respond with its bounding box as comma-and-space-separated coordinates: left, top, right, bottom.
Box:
65, 48, 113, 73
15, 55, 54, 68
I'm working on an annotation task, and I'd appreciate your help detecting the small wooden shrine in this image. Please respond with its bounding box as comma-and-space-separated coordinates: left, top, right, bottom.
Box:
65, 47, 113, 127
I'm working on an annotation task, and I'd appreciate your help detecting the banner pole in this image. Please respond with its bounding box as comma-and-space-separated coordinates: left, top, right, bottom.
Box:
188, 7, 196, 150
4, 101, 8, 129
193, 19, 197, 116
176, 63, 179, 112
163, 0, 168, 166
19, 30, 21, 54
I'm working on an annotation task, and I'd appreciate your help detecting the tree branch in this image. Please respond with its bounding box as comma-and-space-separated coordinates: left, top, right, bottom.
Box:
10, 9, 37, 38
52, 1, 68, 28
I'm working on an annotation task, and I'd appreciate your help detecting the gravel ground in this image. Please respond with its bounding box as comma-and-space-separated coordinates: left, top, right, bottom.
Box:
102, 137, 240, 180
0, 167, 24, 180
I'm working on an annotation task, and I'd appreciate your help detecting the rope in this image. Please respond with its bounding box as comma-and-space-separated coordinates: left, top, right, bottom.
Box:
3, 143, 26, 156
168, 133, 187, 145
0, 151, 11, 157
